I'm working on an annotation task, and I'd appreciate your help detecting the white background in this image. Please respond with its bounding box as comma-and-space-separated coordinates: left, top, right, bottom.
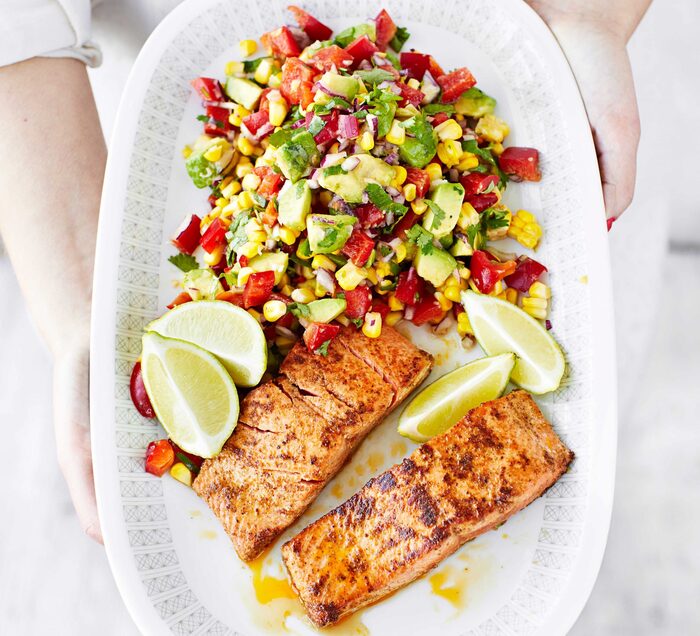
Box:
0, 0, 698, 633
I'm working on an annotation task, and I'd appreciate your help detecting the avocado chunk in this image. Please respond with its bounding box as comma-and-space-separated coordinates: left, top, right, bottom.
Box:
449, 234, 473, 257
185, 138, 234, 189
277, 129, 320, 183
306, 298, 347, 323
248, 252, 289, 285
399, 115, 438, 168
307, 214, 356, 254
319, 72, 359, 100
182, 269, 224, 300
317, 155, 394, 203
423, 182, 465, 238
278, 179, 312, 231
225, 77, 263, 111
414, 248, 458, 287
455, 87, 496, 118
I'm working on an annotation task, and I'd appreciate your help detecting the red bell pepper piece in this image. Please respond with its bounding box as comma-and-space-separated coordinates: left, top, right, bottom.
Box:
255, 166, 284, 199
344, 286, 372, 319
215, 291, 246, 307
397, 82, 425, 108
204, 104, 231, 136
411, 297, 445, 325
405, 167, 431, 198
191, 77, 224, 102
303, 322, 341, 353
200, 217, 228, 253
242, 110, 270, 136
354, 203, 385, 228
395, 267, 425, 306
258, 87, 273, 113
438, 67, 477, 103
262, 26, 301, 58
145, 439, 175, 477
465, 192, 499, 213
288, 5, 333, 41
167, 291, 193, 309
374, 9, 397, 51
309, 44, 354, 72
427, 56, 445, 79
399, 52, 431, 80
460, 173, 500, 195
280, 58, 316, 108
262, 200, 279, 227
390, 209, 420, 240
498, 147, 541, 182
470, 250, 517, 294
171, 214, 201, 255
130, 361, 155, 418
243, 271, 275, 309
341, 228, 375, 266
371, 299, 391, 319
345, 35, 379, 65
503, 257, 548, 293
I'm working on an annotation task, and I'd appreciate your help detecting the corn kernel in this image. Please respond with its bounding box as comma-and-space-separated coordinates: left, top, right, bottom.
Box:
268, 72, 282, 88
457, 312, 473, 337
490, 280, 505, 296
181, 145, 192, 158
301, 265, 314, 280
403, 183, 417, 202
203, 144, 223, 162
268, 95, 289, 127
492, 142, 504, 156
459, 266, 471, 280
203, 245, 225, 266
468, 279, 482, 294
437, 140, 462, 167
362, 312, 382, 338
263, 299, 287, 322
275, 335, 296, 350
235, 161, 254, 179
170, 463, 192, 487
425, 163, 443, 182
279, 227, 296, 245
225, 61, 245, 76
457, 202, 480, 231
434, 119, 463, 141
241, 172, 261, 191
228, 104, 251, 126
388, 293, 404, 311
392, 165, 407, 187
312, 254, 337, 272
475, 114, 510, 143
359, 131, 375, 151
239, 241, 261, 259
505, 288, 518, 304
237, 266, 254, 286
375, 261, 392, 278
291, 287, 316, 304
529, 282, 551, 299
456, 153, 479, 171
395, 241, 407, 263
407, 78, 421, 90
444, 284, 462, 303
248, 230, 268, 244
281, 284, 294, 296
254, 58, 274, 85
319, 190, 333, 207
247, 308, 262, 322
385, 311, 403, 327
411, 198, 428, 215
329, 142, 340, 154
237, 135, 255, 156
245, 218, 263, 234
237, 191, 254, 210
221, 180, 242, 198
385, 120, 406, 146
239, 39, 258, 57
522, 296, 548, 310
434, 291, 453, 312
335, 262, 368, 291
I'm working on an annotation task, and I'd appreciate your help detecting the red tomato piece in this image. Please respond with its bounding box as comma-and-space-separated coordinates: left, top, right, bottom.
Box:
243, 271, 276, 308
258, 87, 273, 113
341, 228, 375, 266
344, 286, 372, 319
255, 166, 284, 199
204, 104, 231, 136
262, 200, 279, 227
371, 299, 391, 319
312, 110, 339, 145
242, 110, 270, 136
397, 81, 425, 108
470, 250, 517, 294
288, 5, 333, 41
262, 26, 301, 58
399, 52, 430, 80
169, 441, 204, 473
438, 67, 477, 103
460, 173, 500, 195
200, 217, 228, 253
411, 297, 445, 325
354, 203, 385, 228
130, 361, 155, 418
309, 44, 354, 72
428, 56, 445, 79
465, 192, 499, 213
280, 58, 316, 107
215, 291, 246, 307
167, 292, 193, 310
345, 35, 379, 65
503, 257, 548, 293
395, 267, 425, 306
497, 147, 541, 182
405, 167, 431, 198
390, 209, 419, 240
145, 440, 175, 477
374, 9, 397, 51
303, 322, 341, 353
191, 77, 224, 102
171, 214, 201, 255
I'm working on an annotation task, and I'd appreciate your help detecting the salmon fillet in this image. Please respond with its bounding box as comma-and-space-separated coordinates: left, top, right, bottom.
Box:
193, 325, 432, 561
282, 390, 574, 627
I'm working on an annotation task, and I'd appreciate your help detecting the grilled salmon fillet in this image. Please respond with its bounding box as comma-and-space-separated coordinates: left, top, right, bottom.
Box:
192, 325, 432, 561
282, 390, 574, 627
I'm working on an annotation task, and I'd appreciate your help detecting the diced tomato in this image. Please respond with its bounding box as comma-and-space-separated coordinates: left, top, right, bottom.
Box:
354, 203, 385, 228
262, 199, 279, 226
390, 209, 419, 240
200, 217, 228, 253
263, 324, 277, 342
427, 56, 444, 79
371, 299, 391, 319
460, 173, 500, 195
344, 286, 372, 319
312, 110, 339, 145
167, 292, 193, 310
243, 271, 275, 308
288, 5, 333, 41
204, 104, 231, 136
397, 81, 425, 108
498, 147, 541, 182
411, 297, 445, 326
303, 322, 341, 353
465, 192, 499, 213
171, 214, 201, 255
169, 441, 203, 474
145, 439, 175, 477
395, 267, 425, 306
215, 291, 245, 307
430, 112, 450, 127
280, 58, 316, 107
277, 311, 294, 329
191, 77, 224, 102
503, 257, 548, 293
405, 167, 431, 198
130, 361, 155, 418
258, 87, 273, 113
255, 166, 284, 199
239, 255, 249, 268
341, 228, 375, 266
438, 67, 477, 103
469, 250, 517, 294
242, 110, 270, 136
399, 52, 430, 80
262, 26, 301, 58
211, 254, 228, 276
309, 44, 354, 72
345, 35, 379, 65
374, 9, 397, 51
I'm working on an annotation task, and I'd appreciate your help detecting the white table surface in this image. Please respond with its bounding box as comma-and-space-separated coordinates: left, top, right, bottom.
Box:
1, 1, 698, 634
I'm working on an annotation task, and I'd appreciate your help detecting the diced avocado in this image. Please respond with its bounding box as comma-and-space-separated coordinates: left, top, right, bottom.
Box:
414, 248, 458, 287
317, 155, 394, 204
185, 138, 234, 189
354, 154, 394, 185
182, 269, 223, 300
423, 182, 465, 238
225, 77, 263, 111
276, 129, 320, 183
319, 72, 359, 100
278, 180, 312, 231
455, 88, 496, 118
334, 23, 376, 48
307, 214, 356, 254
248, 252, 289, 285
450, 234, 473, 257
306, 298, 346, 323
399, 115, 438, 168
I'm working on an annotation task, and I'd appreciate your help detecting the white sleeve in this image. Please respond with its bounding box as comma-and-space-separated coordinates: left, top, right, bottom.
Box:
0, 0, 101, 68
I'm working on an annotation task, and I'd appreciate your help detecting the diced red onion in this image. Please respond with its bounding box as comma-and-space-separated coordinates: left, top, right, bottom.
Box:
546, 320, 552, 330
388, 237, 403, 250
404, 306, 415, 321
291, 118, 306, 129
320, 152, 347, 167
393, 194, 406, 205
358, 59, 373, 71
361, 191, 369, 204
308, 178, 320, 189
275, 325, 296, 339
315, 82, 346, 98
265, 238, 277, 251
338, 114, 360, 140
255, 123, 274, 140
433, 314, 453, 336
386, 186, 400, 197
203, 100, 238, 109
316, 268, 336, 294
385, 212, 395, 225
338, 138, 352, 152
384, 151, 399, 165
341, 156, 360, 172
366, 114, 378, 136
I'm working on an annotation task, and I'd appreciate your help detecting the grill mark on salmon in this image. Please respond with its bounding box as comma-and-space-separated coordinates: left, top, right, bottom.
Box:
193, 326, 433, 561
281, 391, 574, 627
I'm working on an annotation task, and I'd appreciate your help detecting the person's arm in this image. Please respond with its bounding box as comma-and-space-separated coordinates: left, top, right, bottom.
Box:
0, 57, 105, 541
527, 0, 652, 225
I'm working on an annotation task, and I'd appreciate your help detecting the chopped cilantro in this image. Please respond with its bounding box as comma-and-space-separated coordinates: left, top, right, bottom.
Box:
334, 23, 376, 48
423, 103, 456, 115
313, 96, 353, 114
462, 139, 509, 186
354, 68, 396, 85
406, 225, 436, 255
366, 183, 407, 217
307, 115, 326, 136
168, 253, 199, 273
288, 302, 311, 318
323, 164, 347, 176
317, 228, 340, 250
316, 340, 331, 356
225, 212, 251, 265
242, 57, 267, 73
351, 317, 364, 328
390, 26, 411, 52
464, 206, 510, 249
425, 200, 447, 230
196, 114, 209, 123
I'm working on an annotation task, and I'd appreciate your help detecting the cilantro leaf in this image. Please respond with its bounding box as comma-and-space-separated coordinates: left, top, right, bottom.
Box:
316, 340, 331, 356
322, 164, 347, 177
225, 213, 251, 265
334, 23, 376, 48
351, 317, 364, 328
463, 206, 510, 250
307, 114, 326, 136
406, 225, 436, 255
422, 103, 456, 115
313, 96, 353, 114
168, 253, 199, 273
288, 302, 311, 318
425, 200, 447, 231
462, 139, 509, 186
317, 228, 339, 250
243, 57, 267, 73
390, 26, 411, 52
354, 68, 396, 85
366, 183, 407, 218
386, 51, 401, 70
196, 114, 209, 122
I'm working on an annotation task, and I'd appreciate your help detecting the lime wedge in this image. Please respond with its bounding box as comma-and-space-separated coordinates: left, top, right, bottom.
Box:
461, 291, 565, 394
140, 332, 239, 458
147, 300, 267, 387
398, 353, 515, 443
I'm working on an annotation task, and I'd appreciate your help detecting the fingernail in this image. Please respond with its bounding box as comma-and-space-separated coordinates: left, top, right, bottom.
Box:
606, 217, 617, 232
